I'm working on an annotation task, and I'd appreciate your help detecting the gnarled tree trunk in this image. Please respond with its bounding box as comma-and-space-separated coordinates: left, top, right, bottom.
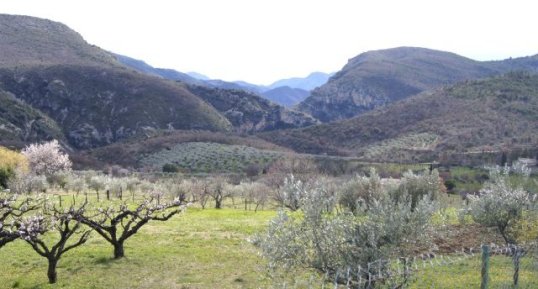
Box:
47, 258, 58, 284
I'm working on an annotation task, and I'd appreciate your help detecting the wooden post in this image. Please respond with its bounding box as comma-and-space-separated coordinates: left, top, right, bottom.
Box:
58, 195, 62, 207
481, 245, 490, 289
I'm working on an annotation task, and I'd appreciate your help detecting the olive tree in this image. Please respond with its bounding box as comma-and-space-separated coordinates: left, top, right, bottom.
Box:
182, 178, 208, 207
392, 169, 445, 210
255, 169, 438, 287
7, 174, 48, 194
339, 168, 383, 212
65, 174, 88, 195
272, 174, 308, 211
88, 175, 107, 201
466, 165, 534, 245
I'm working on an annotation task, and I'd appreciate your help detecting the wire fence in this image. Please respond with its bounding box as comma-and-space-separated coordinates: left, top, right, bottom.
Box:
270, 243, 538, 289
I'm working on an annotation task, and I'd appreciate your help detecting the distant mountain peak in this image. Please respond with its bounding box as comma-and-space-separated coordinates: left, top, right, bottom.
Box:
187, 72, 210, 81
268, 72, 333, 91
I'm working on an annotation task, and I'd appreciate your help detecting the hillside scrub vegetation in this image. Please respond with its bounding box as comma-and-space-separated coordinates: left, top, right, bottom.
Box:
261, 72, 538, 163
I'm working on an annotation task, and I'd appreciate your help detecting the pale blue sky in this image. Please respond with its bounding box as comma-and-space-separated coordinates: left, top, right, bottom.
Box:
2, 0, 538, 84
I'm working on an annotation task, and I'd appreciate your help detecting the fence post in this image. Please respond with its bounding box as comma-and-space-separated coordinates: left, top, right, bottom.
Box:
481, 245, 490, 289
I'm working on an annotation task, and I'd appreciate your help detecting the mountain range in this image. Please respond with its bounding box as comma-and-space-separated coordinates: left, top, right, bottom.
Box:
298, 47, 538, 122
0, 14, 315, 150
262, 71, 538, 162
1, 13, 538, 168
114, 54, 329, 107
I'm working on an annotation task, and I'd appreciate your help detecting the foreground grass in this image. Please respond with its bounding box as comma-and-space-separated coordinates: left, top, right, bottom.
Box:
1, 202, 536, 288
0, 208, 276, 289
410, 254, 538, 289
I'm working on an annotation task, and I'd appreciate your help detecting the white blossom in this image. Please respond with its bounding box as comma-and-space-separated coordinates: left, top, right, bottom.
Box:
22, 140, 71, 176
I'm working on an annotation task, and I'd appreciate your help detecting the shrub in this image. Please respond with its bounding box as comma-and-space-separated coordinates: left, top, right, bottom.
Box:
444, 179, 457, 192
0, 146, 28, 189
162, 163, 179, 173
338, 168, 383, 212
466, 165, 534, 244
392, 169, 445, 210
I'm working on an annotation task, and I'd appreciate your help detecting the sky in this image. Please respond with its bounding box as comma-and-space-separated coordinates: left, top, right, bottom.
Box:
2, 0, 538, 85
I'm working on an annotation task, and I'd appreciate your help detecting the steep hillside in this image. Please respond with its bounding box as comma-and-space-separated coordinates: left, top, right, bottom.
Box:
298, 47, 538, 122
0, 65, 232, 149
186, 85, 318, 132
261, 86, 310, 107
0, 14, 118, 68
0, 14, 236, 149
0, 89, 64, 147
262, 72, 538, 161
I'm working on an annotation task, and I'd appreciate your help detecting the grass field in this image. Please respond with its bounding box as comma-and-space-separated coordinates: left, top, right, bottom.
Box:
0, 208, 276, 289
1, 196, 536, 289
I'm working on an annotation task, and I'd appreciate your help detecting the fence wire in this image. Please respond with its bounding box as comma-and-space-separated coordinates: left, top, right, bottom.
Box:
270, 243, 538, 289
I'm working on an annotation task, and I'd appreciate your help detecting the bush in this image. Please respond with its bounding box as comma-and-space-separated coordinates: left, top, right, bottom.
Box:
444, 179, 457, 192
466, 165, 534, 244
338, 168, 383, 212
0, 146, 28, 188
392, 169, 445, 210
162, 163, 179, 173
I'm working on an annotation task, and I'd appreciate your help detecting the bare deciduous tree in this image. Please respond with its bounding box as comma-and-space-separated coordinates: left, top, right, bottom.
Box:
18, 204, 90, 284
206, 177, 232, 209
0, 193, 41, 248
75, 192, 186, 259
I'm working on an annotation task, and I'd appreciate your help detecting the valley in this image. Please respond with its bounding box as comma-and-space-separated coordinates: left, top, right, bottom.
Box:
0, 12, 537, 289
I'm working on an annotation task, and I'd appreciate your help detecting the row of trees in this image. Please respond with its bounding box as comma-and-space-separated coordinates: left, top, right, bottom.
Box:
0, 141, 189, 284
0, 191, 186, 283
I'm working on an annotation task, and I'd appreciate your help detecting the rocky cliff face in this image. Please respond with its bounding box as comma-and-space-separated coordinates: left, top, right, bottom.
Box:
186, 85, 319, 133
0, 89, 65, 148
0, 66, 232, 148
